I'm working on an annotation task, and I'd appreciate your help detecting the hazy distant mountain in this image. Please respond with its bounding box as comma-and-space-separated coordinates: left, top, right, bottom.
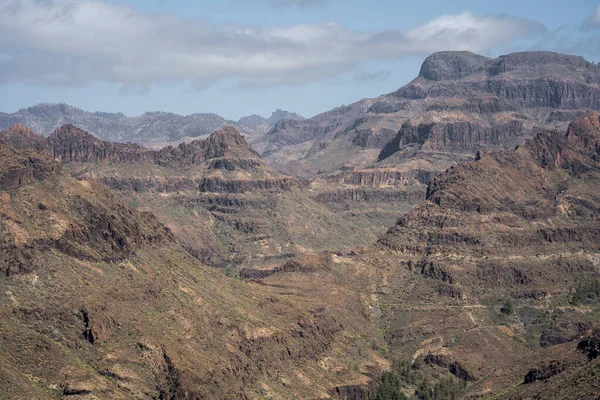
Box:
266, 109, 304, 125
238, 114, 268, 128
0, 103, 301, 146
238, 109, 304, 130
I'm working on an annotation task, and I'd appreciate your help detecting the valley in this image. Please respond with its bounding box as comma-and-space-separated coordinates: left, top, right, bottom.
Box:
1, 51, 600, 399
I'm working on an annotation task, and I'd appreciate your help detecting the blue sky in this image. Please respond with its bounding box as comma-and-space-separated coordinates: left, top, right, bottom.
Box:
0, 0, 599, 120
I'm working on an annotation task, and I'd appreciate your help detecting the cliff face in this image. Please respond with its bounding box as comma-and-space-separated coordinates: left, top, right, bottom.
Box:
0, 124, 284, 194
0, 123, 47, 151
258, 51, 600, 181
0, 144, 61, 192
378, 119, 525, 160
319, 168, 434, 187
336, 112, 600, 399
0, 144, 385, 399
48, 124, 146, 163
381, 111, 600, 260
417, 51, 491, 81
0, 123, 383, 269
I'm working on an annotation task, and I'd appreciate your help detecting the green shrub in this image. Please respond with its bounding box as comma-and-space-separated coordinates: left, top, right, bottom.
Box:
501, 299, 514, 315
571, 279, 600, 305
376, 372, 407, 400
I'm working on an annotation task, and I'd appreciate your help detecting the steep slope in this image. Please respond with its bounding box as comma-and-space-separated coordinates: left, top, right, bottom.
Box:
341, 112, 600, 398
260, 51, 600, 178
255, 51, 600, 254
0, 104, 301, 146
0, 143, 386, 399
0, 124, 384, 269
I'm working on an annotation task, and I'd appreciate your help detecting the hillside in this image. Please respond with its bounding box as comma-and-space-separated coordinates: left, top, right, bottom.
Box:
0, 142, 391, 399
0, 124, 386, 269
347, 111, 600, 398
2, 111, 600, 399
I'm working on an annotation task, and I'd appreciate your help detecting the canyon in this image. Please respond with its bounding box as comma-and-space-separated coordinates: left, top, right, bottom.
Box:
1, 50, 600, 399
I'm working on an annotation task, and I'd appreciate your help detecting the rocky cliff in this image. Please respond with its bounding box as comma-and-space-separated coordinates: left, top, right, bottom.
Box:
333, 112, 600, 399
0, 123, 382, 269
0, 124, 286, 192
0, 143, 386, 399
258, 51, 600, 179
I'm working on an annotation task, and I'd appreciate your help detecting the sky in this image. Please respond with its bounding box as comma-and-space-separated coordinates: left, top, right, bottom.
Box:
1, 0, 600, 120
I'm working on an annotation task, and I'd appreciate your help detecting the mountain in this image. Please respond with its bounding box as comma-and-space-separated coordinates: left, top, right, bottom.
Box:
0, 141, 389, 398
267, 109, 305, 125
250, 51, 600, 255
0, 104, 300, 147
2, 108, 600, 398
259, 51, 600, 178
0, 123, 385, 268
350, 111, 600, 398
238, 110, 304, 129
238, 114, 268, 128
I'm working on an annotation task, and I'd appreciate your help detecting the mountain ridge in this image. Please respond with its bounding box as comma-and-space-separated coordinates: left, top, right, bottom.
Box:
0, 103, 303, 146
258, 50, 600, 178
1, 110, 600, 398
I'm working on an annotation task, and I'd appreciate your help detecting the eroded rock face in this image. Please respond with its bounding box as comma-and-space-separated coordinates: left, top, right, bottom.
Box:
0, 144, 172, 276
424, 352, 477, 381
378, 119, 524, 160
260, 50, 600, 180
320, 169, 433, 187
1, 124, 284, 194
0, 124, 47, 151
418, 51, 490, 81
524, 360, 569, 384
378, 112, 600, 293
0, 144, 60, 191
48, 124, 145, 163
578, 330, 600, 360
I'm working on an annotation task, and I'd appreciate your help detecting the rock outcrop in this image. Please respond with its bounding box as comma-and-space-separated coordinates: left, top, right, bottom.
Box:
258, 50, 600, 180
381, 112, 600, 260
418, 51, 490, 81
0, 143, 383, 399
1, 124, 284, 193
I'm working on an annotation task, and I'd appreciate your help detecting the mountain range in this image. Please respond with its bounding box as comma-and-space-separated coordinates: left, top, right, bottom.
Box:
258, 51, 600, 178
1, 50, 600, 399
0, 103, 303, 146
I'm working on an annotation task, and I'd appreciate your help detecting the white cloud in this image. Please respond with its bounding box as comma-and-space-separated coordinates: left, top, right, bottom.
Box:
354, 70, 391, 82
0, 0, 545, 89
586, 5, 600, 27
270, 0, 334, 6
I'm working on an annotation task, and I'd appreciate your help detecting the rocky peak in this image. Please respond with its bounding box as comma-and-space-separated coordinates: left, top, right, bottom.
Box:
49, 124, 100, 143
418, 51, 491, 81
151, 126, 264, 169
267, 109, 305, 125
195, 126, 259, 159
0, 143, 60, 191
3, 123, 33, 135
566, 111, 600, 153
47, 124, 145, 163
487, 51, 594, 75
0, 123, 47, 151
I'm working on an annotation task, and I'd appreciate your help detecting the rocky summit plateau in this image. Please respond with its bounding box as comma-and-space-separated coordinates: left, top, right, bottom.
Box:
1, 50, 600, 400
